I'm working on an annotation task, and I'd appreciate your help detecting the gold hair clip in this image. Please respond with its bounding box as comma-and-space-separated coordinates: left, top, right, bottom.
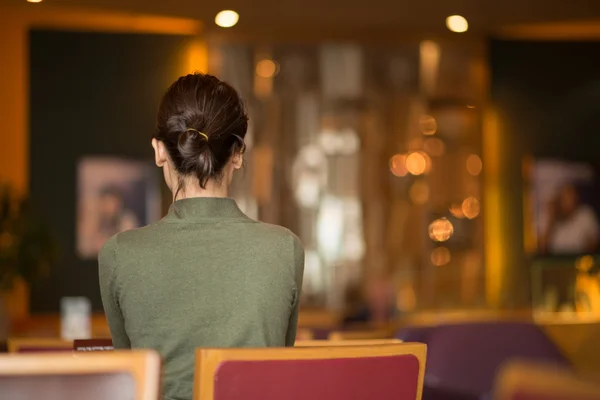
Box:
186, 128, 209, 141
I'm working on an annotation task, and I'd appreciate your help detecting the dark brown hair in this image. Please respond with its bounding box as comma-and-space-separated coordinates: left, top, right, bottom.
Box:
155, 73, 248, 190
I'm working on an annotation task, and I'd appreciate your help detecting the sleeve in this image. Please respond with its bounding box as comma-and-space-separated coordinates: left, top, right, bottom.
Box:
98, 235, 131, 349
285, 235, 305, 347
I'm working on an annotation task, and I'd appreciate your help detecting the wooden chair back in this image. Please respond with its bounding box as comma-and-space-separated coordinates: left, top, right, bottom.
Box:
327, 328, 394, 341
295, 328, 314, 340
194, 343, 426, 400
0, 350, 161, 400
494, 361, 600, 400
295, 339, 402, 346
7, 338, 73, 353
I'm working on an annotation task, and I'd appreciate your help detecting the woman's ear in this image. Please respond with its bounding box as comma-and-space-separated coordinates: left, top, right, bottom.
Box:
231, 151, 244, 170
152, 139, 167, 167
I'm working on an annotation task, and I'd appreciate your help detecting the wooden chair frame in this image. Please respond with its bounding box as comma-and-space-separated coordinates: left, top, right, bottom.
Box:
0, 350, 161, 400
295, 339, 402, 346
7, 338, 73, 353
494, 361, 600, 400
194, 343, 426, 400
327, 328, 395, 341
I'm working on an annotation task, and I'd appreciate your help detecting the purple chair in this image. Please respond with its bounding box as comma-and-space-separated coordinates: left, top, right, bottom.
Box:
396, 325, 437, 344
412, 322, 569, 399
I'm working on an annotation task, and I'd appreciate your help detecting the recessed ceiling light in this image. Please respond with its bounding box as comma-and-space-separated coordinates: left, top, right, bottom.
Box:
215, 10, 239, 28
446, 15, 468, 33
27, 0, 43, 3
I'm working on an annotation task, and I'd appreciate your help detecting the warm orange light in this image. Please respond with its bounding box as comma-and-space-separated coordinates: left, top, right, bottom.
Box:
576, 255, 595, 272
215, 10, 239, 28
256, 59, 279, 78
423, 138, 445, 156
419, 115, 437, 135
396, 284, 416, 312
409, 137, 424, 150
389, 154, 408, 177
449, 203, 465, 218
409, 180, 430, 205
431, 247, 451, 266
466, 154, 483, 176
429, 218, 454, 242
27, 0, 43, 2
446, 15, 468, 33
462, 196, 480, 219
406, 151, 431, 175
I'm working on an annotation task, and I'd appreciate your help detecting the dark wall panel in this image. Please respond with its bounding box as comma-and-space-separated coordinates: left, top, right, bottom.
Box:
490, 40, 600, 306
29, 30, 192, 312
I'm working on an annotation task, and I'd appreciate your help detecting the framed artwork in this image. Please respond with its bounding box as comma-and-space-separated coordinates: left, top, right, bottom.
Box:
77, 157, 161, 259
525, 157, 600, 257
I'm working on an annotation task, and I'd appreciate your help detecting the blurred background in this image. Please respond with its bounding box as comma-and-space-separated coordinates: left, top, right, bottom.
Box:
2, 0, 600, 382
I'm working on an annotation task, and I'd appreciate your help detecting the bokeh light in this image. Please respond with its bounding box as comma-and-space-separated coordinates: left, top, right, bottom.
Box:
423, 138, 445, 156
256, 59, 279, 78
409, 137, 424, 150
462, 196, 480, 219
419, 115, 437, 135
446, 15, 468, 33
396, 284, 417, 312
431, 247, 451, 266
406, 151, 431, 175
466, 154, 483, 176
449, 203, 465, 219
215, 10, 239, 28
409, 180, 430, 205
389, 154, 408, 177
576, 255, 595, 272
428, 218, 454, 242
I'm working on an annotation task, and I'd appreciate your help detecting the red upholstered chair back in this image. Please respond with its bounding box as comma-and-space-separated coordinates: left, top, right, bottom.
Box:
194, 343, 426, 400
74, 338, 114, 352
494, 361, 600, 400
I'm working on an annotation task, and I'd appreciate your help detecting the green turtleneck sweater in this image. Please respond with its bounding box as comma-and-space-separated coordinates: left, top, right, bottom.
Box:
99, 197, 304, 400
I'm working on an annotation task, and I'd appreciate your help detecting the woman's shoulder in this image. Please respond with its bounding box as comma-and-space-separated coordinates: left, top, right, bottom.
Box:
247, 221, 303, 249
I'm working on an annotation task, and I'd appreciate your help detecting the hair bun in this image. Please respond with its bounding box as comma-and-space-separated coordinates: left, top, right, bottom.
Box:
178, 128, 210, 158
155, 72, 248, 190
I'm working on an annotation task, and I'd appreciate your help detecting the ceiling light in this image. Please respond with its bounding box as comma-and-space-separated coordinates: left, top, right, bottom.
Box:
27, 0, 43, 3
446, 15, 468, 33
215, 10, 239, 28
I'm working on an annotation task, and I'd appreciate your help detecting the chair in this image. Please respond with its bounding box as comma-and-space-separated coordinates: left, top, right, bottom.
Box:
0, 350, 161, 400
295, 339, 402, 346
422, 322, 570, 398
295, 328, 314, 340
328, 327, 394, 341
74, 338, 114, 351
193, 343, 426, 400
8, 338, 73, 353
396, 325, 437, 344
494, 361, 600, 400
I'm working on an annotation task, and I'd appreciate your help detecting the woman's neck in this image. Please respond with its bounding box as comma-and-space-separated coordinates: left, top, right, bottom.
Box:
174, 179, 228, 201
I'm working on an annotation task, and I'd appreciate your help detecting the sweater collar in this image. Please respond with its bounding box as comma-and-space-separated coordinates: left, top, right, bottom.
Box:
166, 197, 247, 221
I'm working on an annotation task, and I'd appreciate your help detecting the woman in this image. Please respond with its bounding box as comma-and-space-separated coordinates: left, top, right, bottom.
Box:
99, 73, 304, 400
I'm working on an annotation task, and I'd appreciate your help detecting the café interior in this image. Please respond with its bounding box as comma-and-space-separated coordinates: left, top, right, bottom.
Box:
2, 0, 600, 399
